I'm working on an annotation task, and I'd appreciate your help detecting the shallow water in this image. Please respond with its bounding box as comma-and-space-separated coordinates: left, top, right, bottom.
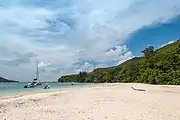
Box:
0, 82, 91, 95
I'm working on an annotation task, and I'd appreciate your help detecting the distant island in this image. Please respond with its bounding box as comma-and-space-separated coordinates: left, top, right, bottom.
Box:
0, 77, 19, 83
58, 40, 180, 85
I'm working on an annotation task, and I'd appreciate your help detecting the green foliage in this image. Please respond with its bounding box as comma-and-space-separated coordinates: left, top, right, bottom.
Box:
58, 40, 180, 85
138, 40, 180, 85
58, 71, 88, 83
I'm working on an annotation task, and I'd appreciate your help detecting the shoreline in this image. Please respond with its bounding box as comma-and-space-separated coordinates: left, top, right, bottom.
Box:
0, 83, 93, 101
1, 83, 180, 99
0, 82, 94, 97
1, 83, 180, 98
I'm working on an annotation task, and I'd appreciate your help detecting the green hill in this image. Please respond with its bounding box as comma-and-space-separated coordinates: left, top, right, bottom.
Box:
0, 77, 19, 82
58, 40, 180, 85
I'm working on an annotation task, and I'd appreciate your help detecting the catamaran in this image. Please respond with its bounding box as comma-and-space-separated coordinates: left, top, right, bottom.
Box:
24, 61, 42, 88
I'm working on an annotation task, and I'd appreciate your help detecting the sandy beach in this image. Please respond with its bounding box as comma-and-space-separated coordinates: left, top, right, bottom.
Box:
0, 83, 180, 120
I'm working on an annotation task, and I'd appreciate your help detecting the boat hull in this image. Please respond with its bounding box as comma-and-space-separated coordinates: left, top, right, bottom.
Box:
24, 85, 36, 88
44, 85, 50, 89
37, 82, 42, 85
24, 82, 42, 88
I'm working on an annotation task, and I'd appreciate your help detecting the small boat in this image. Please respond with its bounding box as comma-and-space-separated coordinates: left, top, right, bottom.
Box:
71, 82, 75, 86
24, 61, 42, 88
44, 83, 50, 89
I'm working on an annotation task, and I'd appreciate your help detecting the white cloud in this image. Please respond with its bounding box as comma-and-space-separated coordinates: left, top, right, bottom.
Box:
0, 7, 54, 29
160, 40, 175, 48
0, 0, 180, 81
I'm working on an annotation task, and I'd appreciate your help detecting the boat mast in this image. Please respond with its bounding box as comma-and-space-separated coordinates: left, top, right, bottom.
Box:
36, 60, 39, 80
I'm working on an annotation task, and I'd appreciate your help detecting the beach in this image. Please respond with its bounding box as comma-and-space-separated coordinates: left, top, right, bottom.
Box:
0, 83, 180, 120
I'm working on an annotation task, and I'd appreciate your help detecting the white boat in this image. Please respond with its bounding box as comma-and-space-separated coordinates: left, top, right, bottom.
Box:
24, 61, 42, 88
44, 83, 50, 89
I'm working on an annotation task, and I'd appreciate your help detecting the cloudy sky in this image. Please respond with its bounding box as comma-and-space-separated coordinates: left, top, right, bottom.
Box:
0, 0, 180, 82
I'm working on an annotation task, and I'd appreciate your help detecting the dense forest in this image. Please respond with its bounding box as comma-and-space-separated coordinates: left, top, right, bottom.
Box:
58, 40, 180, 85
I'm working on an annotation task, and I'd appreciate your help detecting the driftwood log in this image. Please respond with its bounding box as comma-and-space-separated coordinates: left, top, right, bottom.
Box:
131, 86, 146, 91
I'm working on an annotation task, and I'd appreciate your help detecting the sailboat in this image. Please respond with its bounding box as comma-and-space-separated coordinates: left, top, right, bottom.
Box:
24, 61, 42, 88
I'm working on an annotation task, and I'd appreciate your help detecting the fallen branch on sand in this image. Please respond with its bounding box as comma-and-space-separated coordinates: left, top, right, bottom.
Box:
131, 86, 146, 91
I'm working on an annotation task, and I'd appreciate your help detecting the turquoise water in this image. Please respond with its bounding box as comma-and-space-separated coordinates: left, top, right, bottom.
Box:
0, 82, 90, 95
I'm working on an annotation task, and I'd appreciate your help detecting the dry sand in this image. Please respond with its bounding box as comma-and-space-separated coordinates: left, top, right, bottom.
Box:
0, 83, 180, 120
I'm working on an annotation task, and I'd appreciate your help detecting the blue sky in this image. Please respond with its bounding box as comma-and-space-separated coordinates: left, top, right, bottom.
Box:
0, 0, 180, 81
127, 16, 180, 56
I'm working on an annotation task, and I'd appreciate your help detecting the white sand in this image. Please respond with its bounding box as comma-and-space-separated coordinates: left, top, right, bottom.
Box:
0, 83, 180, 120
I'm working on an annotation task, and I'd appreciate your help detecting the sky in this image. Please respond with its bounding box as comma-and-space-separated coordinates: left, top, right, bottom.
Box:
0, 0, 180, 82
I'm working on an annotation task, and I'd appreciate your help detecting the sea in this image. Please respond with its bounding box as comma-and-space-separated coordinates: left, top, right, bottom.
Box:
0, 82, 91, 95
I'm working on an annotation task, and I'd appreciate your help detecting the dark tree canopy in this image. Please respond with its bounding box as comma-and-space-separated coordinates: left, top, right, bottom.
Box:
141, 46, 155, 56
